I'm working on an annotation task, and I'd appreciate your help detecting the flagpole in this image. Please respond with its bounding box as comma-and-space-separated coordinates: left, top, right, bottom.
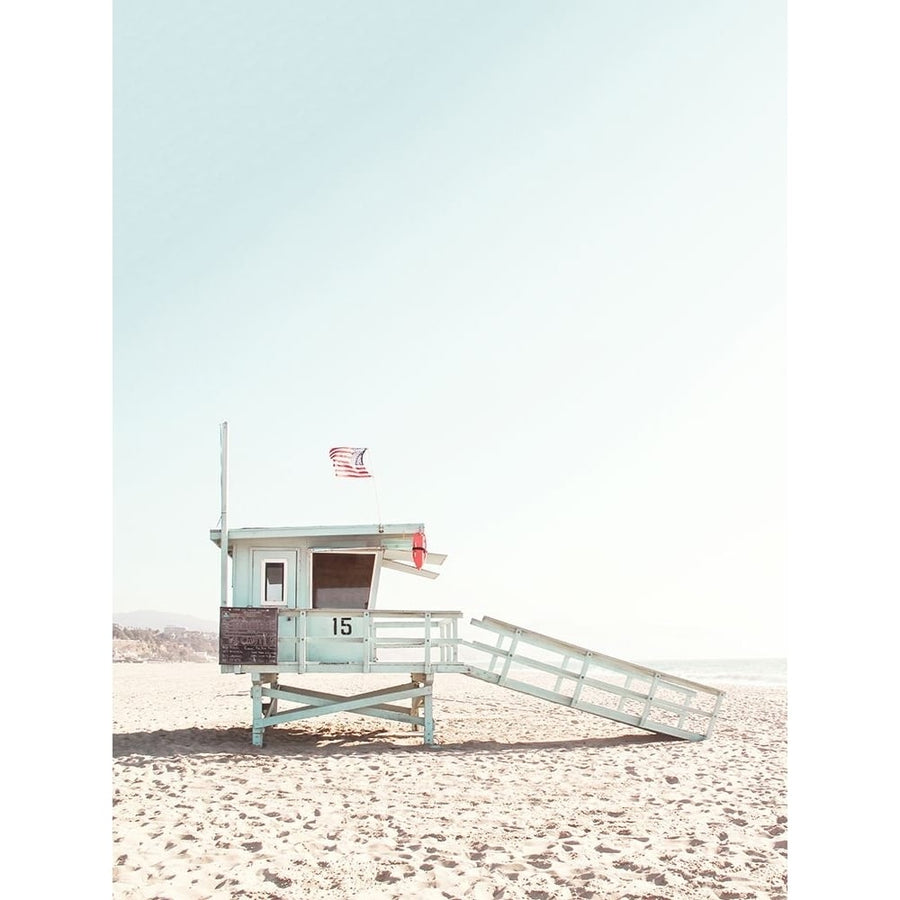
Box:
365, 447, 382, 529
372, 475, 383, 532
220, 421, 229, 607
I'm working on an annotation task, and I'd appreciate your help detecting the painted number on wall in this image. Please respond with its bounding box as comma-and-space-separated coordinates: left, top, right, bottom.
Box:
332, 617, 352, 636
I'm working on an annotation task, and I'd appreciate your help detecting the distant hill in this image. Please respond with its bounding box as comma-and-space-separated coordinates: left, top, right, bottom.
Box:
113, 624, 218, 663
112, 609, 219, 633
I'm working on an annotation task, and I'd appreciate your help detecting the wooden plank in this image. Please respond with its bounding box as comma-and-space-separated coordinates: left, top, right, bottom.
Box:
383, 550, 447, 565
570, 654, 591, 705
370, 639, 455, 649
260, 702, 420, 729
267, 683, 417, 712
259, 685, 431, 725
225, 661, 461, 675
572, 696, 643, 725
258, 684, 428, 727
211, 523, 424, 544
357, 609, 465, 618
380, 559, 440, 579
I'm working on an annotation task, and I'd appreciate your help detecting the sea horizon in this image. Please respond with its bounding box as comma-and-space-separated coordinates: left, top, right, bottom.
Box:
637, 656, 787, 687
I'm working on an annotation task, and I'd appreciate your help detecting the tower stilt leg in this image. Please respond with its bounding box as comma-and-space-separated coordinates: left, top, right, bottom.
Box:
250, 674, 265, 746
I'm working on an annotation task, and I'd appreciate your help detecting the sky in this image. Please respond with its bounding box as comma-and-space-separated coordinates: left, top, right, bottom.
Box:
112, 0, 786, 660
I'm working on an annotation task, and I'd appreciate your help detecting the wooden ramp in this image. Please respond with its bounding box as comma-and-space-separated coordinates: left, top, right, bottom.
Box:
457, 616, 724, 741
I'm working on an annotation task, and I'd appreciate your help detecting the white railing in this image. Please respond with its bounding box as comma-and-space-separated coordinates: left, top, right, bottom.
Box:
221, 609, 463, 674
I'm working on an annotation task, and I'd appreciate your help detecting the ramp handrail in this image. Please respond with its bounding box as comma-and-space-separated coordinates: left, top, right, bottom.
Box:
460, 616, 725, 741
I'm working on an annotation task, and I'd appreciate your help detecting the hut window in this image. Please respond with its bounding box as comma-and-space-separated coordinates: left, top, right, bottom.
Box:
263, 561, 285, 606
312, 553, 375, 609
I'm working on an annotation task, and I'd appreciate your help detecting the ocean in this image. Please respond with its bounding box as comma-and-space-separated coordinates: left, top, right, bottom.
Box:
638, 657, 787, 688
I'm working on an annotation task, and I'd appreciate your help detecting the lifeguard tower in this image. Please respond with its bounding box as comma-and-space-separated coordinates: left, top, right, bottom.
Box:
211, 426, 724, 747
211, 520, 724, 747
212, 521, 462, 745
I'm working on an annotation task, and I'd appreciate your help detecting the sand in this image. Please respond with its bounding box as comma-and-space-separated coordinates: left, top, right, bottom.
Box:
112, 663, 787, 899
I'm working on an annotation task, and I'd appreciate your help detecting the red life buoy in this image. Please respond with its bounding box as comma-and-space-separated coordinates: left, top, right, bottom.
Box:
412, 531, 427, 569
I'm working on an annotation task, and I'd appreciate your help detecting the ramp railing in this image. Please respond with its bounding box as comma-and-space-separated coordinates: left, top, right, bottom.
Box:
459, 616, 724, 741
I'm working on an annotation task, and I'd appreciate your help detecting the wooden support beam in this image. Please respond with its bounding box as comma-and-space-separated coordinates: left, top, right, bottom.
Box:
250, 677, 437, 746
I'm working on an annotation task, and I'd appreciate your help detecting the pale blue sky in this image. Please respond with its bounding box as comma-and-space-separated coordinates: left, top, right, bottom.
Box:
114, 1, 786, 658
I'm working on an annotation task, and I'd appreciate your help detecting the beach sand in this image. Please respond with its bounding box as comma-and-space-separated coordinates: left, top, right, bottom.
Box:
113, 663, 786, 899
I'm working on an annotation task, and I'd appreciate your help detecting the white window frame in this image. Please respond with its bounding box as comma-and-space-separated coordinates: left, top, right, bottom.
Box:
260, 558, 289, 607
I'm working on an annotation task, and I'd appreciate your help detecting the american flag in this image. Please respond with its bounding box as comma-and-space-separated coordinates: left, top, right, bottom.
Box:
329, 447, 371, 478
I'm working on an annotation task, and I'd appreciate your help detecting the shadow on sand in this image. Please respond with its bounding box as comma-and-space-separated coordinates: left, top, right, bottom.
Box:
112, 725, 677, 761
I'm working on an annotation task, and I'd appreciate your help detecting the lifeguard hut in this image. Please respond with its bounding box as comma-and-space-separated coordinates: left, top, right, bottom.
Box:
211, 428, 724, 747
211, 521, 463, 745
